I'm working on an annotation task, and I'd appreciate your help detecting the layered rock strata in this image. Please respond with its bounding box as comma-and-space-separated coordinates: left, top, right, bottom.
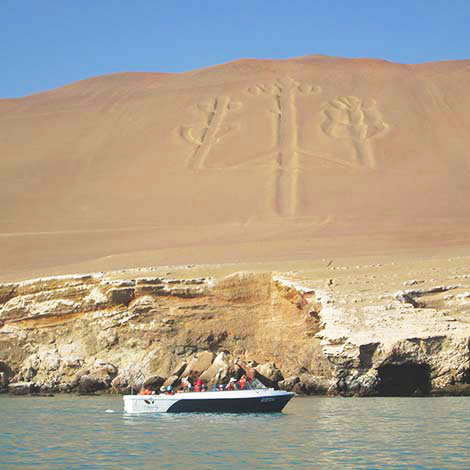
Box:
1, 267, 470, 396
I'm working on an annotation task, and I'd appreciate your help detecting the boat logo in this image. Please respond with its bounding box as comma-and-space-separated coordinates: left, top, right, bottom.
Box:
144, 399, 158, 409
260, 397, 275, 403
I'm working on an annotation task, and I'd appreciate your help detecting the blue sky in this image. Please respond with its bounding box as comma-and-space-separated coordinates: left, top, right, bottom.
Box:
1, 0, 469, 98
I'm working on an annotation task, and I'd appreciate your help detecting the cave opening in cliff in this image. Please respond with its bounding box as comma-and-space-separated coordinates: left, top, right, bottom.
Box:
460, 368, 470, 384
376, 362, 431, 396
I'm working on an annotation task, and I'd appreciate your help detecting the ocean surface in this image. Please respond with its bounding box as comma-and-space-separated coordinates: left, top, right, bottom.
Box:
1, 395, 469, 469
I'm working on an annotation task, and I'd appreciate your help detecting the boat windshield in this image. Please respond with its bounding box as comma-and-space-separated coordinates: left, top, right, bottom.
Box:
244, 378, 268, 390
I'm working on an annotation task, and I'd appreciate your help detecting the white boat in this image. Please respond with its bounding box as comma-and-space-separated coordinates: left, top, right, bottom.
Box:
123, 388, 295, 413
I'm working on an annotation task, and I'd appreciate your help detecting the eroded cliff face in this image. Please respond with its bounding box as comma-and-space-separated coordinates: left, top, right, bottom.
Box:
1, 264, 470, 396
0, 271, 329, 394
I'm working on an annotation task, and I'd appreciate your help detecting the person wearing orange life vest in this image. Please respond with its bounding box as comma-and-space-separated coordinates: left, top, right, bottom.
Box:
195, 378, 203, 392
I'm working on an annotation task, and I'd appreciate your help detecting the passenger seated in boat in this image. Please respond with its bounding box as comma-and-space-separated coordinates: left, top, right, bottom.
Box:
166, 385, 174, 395
226, 377, 237, 391
195, 378, 203, 392
160, 386, 166, 394
238, 375, 247, 390
182, 377, 192, 392
138, 388, 152, 395
218, 384, 225, 391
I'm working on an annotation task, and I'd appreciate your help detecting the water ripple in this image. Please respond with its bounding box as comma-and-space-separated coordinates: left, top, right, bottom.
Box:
1, 395, 470, 469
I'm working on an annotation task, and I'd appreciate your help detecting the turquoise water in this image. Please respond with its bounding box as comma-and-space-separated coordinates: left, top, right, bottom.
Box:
1, 395, 470, 469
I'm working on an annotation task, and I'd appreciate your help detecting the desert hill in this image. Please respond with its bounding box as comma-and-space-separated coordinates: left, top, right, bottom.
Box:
1, 56, 470, 281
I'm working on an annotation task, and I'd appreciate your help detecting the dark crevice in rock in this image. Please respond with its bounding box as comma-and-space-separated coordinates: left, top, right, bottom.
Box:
359, 343, 379, 369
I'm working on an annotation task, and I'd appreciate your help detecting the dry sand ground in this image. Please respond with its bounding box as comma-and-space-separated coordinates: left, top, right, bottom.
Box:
1, 56, 470, 282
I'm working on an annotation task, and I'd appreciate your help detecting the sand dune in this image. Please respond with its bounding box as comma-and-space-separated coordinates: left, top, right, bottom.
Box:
1, 56, 470, 280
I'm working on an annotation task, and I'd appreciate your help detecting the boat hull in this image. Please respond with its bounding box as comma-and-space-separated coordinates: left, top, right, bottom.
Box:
123, 389, 294, 413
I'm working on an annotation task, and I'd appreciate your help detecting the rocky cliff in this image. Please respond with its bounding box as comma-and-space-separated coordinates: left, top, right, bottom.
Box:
2, 258, 470, 396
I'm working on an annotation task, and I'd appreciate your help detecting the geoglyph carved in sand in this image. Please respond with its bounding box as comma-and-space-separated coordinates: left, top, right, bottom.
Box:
179, 86, 389, 216
322, 96, 389, 169
180, 96, 242, 170
247, 77, 322, 217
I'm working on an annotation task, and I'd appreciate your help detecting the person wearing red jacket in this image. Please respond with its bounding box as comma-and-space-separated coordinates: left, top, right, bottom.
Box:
238, 375, 247, 390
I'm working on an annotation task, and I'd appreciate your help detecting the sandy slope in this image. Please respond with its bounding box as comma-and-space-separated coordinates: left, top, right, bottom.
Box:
1, 56, 470, 281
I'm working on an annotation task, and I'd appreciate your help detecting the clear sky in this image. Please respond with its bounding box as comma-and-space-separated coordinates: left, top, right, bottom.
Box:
1, 0, 469, 98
